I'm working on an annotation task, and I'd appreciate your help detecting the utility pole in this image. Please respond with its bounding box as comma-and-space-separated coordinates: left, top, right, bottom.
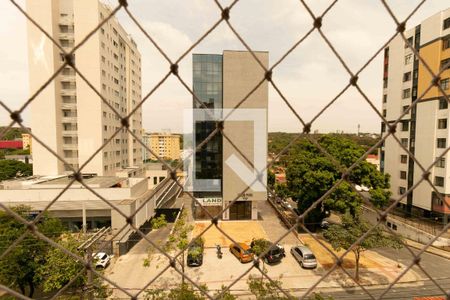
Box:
78, 226, 110, 300
357, 124, 360, 136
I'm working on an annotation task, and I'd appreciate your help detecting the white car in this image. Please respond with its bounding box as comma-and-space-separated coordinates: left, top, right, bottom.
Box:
281, 200, 292, 210
93, 252, 111, 269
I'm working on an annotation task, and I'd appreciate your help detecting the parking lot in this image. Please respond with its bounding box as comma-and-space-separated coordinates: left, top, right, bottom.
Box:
106, 200, 421, 298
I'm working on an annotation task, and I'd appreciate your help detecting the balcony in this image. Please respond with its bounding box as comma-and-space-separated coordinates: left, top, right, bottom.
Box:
60, 75, 76, 82
61, 103, 76, 110
62, 143, 78, 150
61, 90, 76, 96
62, 130, 77, 137
61, 116, 77, 123
63, 157, 79, 164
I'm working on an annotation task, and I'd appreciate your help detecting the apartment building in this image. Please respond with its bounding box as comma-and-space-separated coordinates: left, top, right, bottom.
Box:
142, 132, 181, 161
381, 9, 450, 225
21, 133, 32, 153
190, 51, 268, 220
26, 0, 142, 176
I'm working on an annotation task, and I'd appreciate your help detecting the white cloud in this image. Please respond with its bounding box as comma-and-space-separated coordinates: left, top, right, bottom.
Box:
0, 0, 449, 135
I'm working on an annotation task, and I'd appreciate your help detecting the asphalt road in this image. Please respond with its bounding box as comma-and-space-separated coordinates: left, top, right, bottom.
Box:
322, 246, 450, 299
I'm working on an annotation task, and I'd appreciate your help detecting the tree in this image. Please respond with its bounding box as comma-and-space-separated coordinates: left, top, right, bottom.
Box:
144, 283, 208, 300
323, 211, 403, 281
144, 214, 168, 267
0, 160, 32, 181
0, 205, 64, 297
286, 135, 390, 229
247, 275, 288, 300
250, 238, 272, 277
164, 210, 193, 285
36, 234, 86, 293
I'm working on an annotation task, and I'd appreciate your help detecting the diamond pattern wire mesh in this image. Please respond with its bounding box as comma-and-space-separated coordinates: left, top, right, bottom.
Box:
0, 0, 449, 299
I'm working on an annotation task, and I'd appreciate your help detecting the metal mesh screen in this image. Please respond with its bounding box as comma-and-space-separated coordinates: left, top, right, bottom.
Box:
1, 0, 450, 299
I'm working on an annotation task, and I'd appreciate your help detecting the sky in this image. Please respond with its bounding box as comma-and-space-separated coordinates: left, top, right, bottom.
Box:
0, 0, 449, 134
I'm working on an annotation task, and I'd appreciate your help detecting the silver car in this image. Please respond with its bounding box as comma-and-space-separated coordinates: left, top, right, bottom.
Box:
290, 246, 317, 269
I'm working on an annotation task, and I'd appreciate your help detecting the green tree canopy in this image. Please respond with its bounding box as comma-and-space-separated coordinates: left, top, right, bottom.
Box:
0, 205, 64, 296
0, 160, 32, 181
286, 135, 390, 228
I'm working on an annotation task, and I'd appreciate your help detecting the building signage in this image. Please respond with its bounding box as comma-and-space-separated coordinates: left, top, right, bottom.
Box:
197, 197, 223, 206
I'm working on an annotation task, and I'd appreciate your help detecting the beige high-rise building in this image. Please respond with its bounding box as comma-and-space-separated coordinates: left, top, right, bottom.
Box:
143, 132, 181, 161
26, 0, 142, 176
381, 9, 450, 225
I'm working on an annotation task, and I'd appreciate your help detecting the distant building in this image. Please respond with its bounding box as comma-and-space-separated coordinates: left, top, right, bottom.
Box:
26, 0, 142, 176
21, 133, 32, 153
191, 50, 268, 220
366, 154, 380, 171
142, 132, 181, 161
0, 140, 23, 149
381, 8, 450, 225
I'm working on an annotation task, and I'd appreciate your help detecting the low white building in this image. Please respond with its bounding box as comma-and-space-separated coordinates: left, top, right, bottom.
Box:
0, 175, 156, 253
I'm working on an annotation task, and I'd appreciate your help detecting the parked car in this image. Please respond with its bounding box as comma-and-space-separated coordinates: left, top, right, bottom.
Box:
281, 200, 292, 210
290, 246, 317, 269
93, 252, 111, 269
263, 244, 285, 265
229, 242, 254, 263
187, 238, 204, 267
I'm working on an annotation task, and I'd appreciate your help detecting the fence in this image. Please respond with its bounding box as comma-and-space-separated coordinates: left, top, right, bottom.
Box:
1, 0, 450, 299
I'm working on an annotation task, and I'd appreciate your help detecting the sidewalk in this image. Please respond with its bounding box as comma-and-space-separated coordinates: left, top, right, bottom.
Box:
405, 239, 450, 260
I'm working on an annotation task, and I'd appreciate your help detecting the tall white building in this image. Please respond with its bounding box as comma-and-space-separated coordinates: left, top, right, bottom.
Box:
381, 8, 450, 225
27, 0, 142, 176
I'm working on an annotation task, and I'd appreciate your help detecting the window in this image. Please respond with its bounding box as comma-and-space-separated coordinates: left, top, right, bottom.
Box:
438, 118, 448, 129
437, 138, 447, 148
392, 224, 398, 231
443, 36, 450, 50
400, 171, 407, 179
439, 98, 448, 109
401, 138, 408, 147
403, 72, 412, 82
403, 105, 409, 113
402, 88, 411, 99
383, 79, 388, 88
441, 58, 450, 71
436, 157, 445, 168
444, 17, 450, 30
405, 37, 413, 48
383, 95, 387, 103
401, 121, 409, 131
441, 78, 449, 90
404, 54, 412, 65
381, 123, 386, 132
435, 176, 445, 187
400, 155, 408, 164
382, 109, 387, 117
399, 187, 406, 195
153, 177, 157, 185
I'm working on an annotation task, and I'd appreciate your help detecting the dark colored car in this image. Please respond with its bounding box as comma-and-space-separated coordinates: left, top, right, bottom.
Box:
263, 245, 285, 264
187, 239, 204, 267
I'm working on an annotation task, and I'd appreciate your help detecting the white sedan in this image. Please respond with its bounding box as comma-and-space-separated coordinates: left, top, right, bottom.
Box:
93, 252, 111, 269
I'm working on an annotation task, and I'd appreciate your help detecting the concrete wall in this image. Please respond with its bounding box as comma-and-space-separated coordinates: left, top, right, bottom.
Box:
362, 206, 450, 247
222, 51, 268, 218
27, 0, 63, 175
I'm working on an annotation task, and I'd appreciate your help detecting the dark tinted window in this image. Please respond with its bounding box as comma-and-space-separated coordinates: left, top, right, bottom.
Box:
304, 254, 316, 259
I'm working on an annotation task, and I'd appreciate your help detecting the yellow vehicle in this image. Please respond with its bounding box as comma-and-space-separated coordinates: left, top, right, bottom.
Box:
229, 242, 254, 263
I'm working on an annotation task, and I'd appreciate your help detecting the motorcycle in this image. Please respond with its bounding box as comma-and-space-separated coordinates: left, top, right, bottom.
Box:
216, 244, 223, 259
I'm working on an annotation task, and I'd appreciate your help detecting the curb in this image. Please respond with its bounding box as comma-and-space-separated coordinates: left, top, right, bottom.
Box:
405, 240, 450, 260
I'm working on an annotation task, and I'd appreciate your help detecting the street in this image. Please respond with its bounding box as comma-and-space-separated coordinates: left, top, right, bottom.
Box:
321, 247, 450, 299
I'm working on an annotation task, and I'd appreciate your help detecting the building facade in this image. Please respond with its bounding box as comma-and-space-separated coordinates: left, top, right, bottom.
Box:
26, 0, 142, 176
142, 132, 181, 161
192, 51, 268, 220
381, 9, 450, 225
21, 133, 32, 153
